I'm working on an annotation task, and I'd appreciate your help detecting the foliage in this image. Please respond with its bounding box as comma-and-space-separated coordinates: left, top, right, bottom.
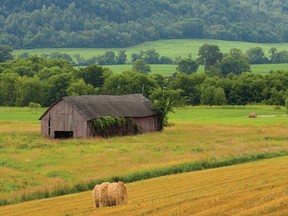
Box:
102, 70, 158, 97
2, 1, 288, 48
170, 73, 207, 105
201, 86, 226, 106
41, 52, 74, 63
149, 88, 187, 130
131, 49, 173, 64
116, 50, 127, 64
246, 47, 269, 64
91, 116, 140, 137
1, 47, 288, 107
176, 58, 199, 74
75, 65, 112, 88
0, 45, 13, 62
132, 59, 151, 74
66, 79, 94, 96
198, 44, 223, 71
28, 102, 41, 109
220, 48, 251, 77
270, 48, 288, 64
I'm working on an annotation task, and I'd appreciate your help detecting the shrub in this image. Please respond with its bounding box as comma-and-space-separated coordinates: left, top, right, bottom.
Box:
28, 102, 41, 109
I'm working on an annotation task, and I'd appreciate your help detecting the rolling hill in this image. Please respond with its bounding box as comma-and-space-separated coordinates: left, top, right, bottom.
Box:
1, 0, 288, 48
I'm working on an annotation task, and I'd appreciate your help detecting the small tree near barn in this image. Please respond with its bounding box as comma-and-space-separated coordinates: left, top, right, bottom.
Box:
149, 88, 187, 130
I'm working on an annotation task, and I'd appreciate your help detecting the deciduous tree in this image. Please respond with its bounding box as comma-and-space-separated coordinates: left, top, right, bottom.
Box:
198, 44, 223, 71
176, 58, 199, 74
0, 45, 13, 62
149, 88, 187, 130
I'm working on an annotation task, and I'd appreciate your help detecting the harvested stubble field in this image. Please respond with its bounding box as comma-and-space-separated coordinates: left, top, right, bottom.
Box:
0, 156, 288, 216
0, 105, 287, 211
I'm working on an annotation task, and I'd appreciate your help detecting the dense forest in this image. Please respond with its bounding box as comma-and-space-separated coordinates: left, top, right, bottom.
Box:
1, 0, 288, 48
1, 55, 288, 107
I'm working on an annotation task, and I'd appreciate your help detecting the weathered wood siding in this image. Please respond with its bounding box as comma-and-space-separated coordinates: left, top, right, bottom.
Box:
133, 116, 158, 133
41, 100, 88, 138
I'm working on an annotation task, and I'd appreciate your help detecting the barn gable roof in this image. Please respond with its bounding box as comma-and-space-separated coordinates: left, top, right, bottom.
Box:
40, 94, 157, 121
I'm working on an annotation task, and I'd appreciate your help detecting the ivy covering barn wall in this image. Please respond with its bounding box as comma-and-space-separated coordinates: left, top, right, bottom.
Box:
90, 116, 141, 137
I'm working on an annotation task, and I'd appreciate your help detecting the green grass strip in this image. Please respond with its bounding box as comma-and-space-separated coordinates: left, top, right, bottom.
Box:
1, 151, 288, 206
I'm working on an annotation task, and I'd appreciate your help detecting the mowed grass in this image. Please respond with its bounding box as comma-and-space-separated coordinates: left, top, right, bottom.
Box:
1, 156, 288, 216
0, 105, 287, 205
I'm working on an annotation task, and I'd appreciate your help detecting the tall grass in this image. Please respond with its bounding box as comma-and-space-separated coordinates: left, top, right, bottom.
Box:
0, 105, 287, 205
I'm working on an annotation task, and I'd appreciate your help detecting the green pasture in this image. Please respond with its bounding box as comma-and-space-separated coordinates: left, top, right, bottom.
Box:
106, 64, 178, 75
105, 64, 288, 76
170, 105, 288, 125
14, 39, 288, 61
14, 39, 288, 76
0, 105, 286, 124
0, 105, 287, 205
0, 107, 46, 122
250, 63, 288, 74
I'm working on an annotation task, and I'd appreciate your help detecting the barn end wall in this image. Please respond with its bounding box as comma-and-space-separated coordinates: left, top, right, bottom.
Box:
40, 100, 88, 138
133, 116, 159, 133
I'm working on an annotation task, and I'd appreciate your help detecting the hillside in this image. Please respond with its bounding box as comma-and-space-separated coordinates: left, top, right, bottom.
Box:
1, 156, 287, 216
1, 0, 288, 48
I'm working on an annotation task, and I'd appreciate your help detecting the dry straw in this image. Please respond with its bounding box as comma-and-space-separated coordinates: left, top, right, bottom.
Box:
93, 182, 128, 208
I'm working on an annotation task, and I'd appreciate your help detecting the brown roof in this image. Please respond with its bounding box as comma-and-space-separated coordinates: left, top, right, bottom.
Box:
40, 94, 157, 121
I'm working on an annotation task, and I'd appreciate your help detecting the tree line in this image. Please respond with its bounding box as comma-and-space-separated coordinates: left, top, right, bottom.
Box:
0, 54, 288, 108
1, 0, 288, 48
15, 46, 288, 67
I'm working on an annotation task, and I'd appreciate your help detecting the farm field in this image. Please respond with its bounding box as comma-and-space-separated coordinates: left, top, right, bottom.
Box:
0, 105, 287, 207
106, 64, 288, 76
14, 39, 288, 60
1, 156, 288, 216
13, 39, 288, 75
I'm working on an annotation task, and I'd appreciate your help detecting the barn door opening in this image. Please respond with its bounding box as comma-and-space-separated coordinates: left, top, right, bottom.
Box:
54, 131, 73, 139
48, 116, 51, 135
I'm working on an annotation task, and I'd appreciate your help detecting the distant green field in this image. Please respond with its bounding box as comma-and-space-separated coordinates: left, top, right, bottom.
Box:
105, 64, 288, 75
0, 107, 46, 122
250, 63, 288, 74
170, 105, 288, 125
14, 39, 288, 75
14, 39, 288, 60
106, 64, 178, 75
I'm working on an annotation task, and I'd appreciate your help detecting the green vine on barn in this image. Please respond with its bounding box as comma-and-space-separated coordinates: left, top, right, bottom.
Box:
91, 116, 141, 137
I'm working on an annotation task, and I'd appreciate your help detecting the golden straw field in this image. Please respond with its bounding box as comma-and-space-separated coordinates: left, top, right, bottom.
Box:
1, 156, 288, 216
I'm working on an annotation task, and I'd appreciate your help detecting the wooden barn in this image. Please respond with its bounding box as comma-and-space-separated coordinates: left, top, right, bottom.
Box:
39, 94, 160, 138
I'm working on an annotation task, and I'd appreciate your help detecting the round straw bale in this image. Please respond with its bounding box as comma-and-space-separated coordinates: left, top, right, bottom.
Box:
93, 182, 128, 208
248, 113, 257, 118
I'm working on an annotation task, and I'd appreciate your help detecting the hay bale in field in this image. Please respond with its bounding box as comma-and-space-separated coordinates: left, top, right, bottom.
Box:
93, 182, 128, 208
248, 113, 257, 118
